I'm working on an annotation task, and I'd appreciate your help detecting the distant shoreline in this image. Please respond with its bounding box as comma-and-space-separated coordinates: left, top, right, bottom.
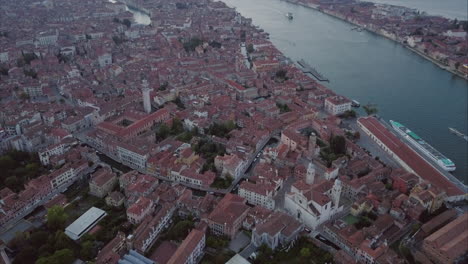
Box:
282, 0, 468, 81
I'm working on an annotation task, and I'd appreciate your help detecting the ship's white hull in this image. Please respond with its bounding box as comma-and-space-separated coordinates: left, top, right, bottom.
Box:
391, 122, 456, 172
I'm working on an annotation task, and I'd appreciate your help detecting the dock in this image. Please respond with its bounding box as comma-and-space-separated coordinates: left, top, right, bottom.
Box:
297, 59, 329, 82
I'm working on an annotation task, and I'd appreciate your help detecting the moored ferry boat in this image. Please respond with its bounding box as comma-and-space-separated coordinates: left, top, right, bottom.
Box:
390, 120, 456, 172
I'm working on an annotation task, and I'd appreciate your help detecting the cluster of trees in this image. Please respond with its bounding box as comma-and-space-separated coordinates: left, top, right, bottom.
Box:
253, 237, 333, 264
275, 69, 289, 82
19, 92, 30, 100
319, 135, 346, 167
155, 118, 183, 142
0, 66, 8, 76
345, 130, 360, 141
175, 2, 188, 9
339, 109, 357, 119
183, 37, 203, 52
23, 68, 38, 79
192, 138, 226, 172
276, 103, 291, 113
0, 150, 46, 192
210, 174, 233, 189
155, 118, 198, 143
172, 96, 185, 109
19, 53, 37, 66
112, 35, 126, 45
10, 206, 76, 264
209, 41, 222, 48
240, 30, 247, 42
112, 17, 132, 28
57, 53, 71, 64
206, 235, 230, 249
353, 211, 377, 230
363, 103, 378, 116
205, 121, 237, 139
10, 183, 129, 264
159, 82, 168, 91
246, 43, 254, 53
163, 217, 194, 241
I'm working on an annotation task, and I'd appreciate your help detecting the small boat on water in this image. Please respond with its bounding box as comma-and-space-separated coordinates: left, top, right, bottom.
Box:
285, 12, 293, 19
449, 127, 468, 141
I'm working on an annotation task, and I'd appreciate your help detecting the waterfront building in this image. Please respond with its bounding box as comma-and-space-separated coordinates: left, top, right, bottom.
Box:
325, 96, 352, 115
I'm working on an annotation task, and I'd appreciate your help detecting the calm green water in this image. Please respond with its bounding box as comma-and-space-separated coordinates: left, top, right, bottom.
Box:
223, 0, 468, 182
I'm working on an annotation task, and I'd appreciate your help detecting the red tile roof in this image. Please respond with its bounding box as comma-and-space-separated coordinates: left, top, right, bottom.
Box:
167, 229, 205, 264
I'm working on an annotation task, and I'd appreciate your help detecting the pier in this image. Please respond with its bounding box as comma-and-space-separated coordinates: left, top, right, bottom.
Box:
297, 59, 329, 82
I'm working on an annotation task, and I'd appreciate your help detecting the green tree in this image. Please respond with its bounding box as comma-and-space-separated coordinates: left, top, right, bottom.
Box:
122, 19, 131, 28
363, 103, 378, 116
246, 43, 254, 53
183, 37, 203, 52
22, 53, 37, 65
19, 92, 30, 100
51, 231, 74, 252
5, 176, 20, 191
36, 248, 74, 264
30, 231, 49, 248
47, 206, 68, 231
166, 220, 194, 241
80, 240, 95, 260
12, 246, 37, 264
171, 118, 184, 135
276, 103, 291, 113
300, 247, 311, 258
0, 66, 8, 76
330, 135, 346, 155
8, 232, 29, 251
156, 123, 171, 142
275, 69, 287, 79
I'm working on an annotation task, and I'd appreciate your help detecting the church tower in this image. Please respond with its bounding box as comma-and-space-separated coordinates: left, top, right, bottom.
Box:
331, 179, 342, 207
306, 162, 316, 185
142, 80, 152, 114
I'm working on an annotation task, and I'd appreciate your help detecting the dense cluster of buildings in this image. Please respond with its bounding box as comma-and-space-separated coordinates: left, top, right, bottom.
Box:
0, 0, 466, 263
